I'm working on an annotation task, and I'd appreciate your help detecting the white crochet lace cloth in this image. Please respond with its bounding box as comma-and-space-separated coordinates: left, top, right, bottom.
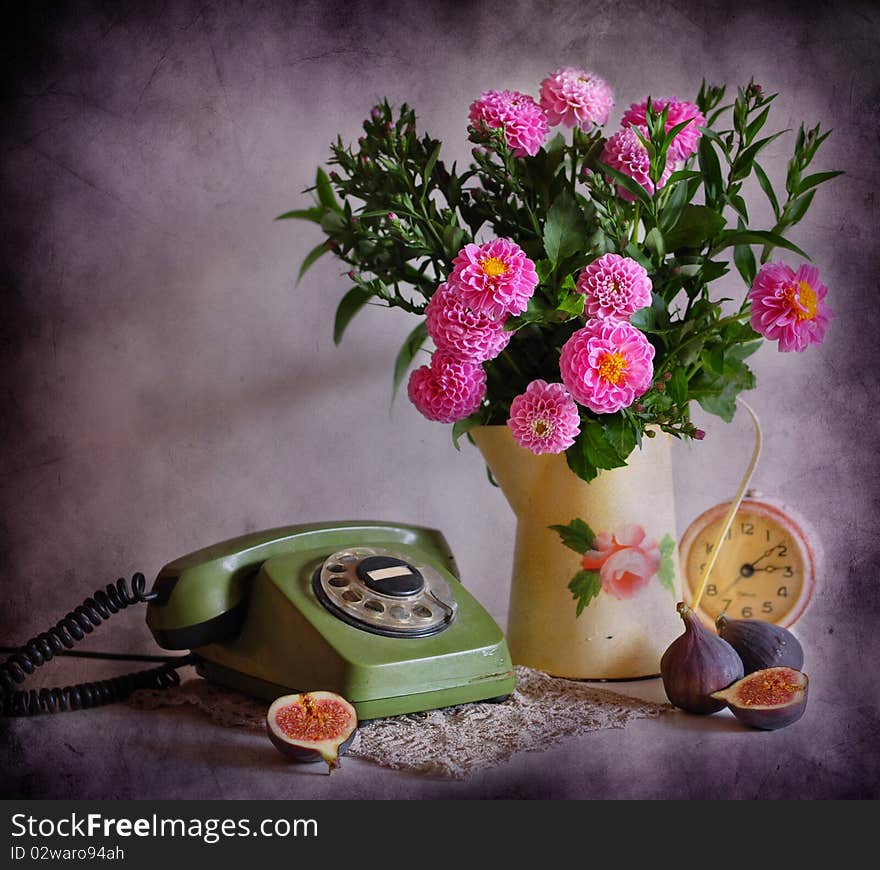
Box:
129, 666, 668, 780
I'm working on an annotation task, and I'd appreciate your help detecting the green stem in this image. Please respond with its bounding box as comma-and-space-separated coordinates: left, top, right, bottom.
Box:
631, 203, 641, 245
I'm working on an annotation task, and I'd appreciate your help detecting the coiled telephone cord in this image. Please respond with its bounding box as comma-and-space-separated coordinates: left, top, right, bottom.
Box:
0, 573, 193, 716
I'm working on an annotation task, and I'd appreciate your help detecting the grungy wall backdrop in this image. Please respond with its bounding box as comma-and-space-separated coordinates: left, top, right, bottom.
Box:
1, 0, 878, 797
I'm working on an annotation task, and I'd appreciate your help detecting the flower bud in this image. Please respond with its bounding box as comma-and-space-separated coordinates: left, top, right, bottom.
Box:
655, 381, 666, 392
663, 370, 672, 381
370, 106, 382, 121
693, 428, 706, 441
348, 270, 357, 281
387, 212, 398, 222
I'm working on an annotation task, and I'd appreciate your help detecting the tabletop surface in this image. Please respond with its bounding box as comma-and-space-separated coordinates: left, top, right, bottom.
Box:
3, 658, 873, 800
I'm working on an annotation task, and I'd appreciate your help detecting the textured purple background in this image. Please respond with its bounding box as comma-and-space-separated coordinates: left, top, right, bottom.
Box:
1, 0, 878, 798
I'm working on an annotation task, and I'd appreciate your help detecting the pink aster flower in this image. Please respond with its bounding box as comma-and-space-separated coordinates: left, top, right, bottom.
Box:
407, 352, 486, 423
507, 380, 581, 455
577, 253, 653, 321
448, 238, 539, 319
581, 525, 661, 600
748, 262, 834, 352
539, 67, 614, 129
559, 319, 655, 414
468, 90, 549, 158
621, 97, 706, 162
600, 127, 672, 201
425, 283, 512, 363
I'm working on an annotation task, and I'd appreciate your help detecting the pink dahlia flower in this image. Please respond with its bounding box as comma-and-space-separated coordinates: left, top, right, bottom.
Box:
600, 127, 672, 201
748, 262, 834, 352
449, 238, 539, 319
425, 283, 511, 363
407, 352, 486, 424
559, 319, 655, 414
468, 90, 549, 158
621, 97, 706, 162
581, 524, 661, 600
539, 67, 614, 129
577, 253, 653, 321
507, 380, 581, 455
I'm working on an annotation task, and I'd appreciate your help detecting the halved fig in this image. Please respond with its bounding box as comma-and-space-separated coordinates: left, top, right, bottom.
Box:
711, 667, 808, 730
266, 691, 358, 771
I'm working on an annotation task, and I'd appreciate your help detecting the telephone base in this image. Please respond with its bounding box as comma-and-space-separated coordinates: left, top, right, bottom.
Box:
193, 655, 516, 720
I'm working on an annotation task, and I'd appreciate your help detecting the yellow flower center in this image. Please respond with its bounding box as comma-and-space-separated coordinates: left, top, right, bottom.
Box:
481, 257, 508, 278
597, 351, 628, 385
531, 418, 552, 438
784, 281, 818, 321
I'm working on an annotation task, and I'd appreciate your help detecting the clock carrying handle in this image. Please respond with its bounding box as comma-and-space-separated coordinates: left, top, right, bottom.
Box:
690, 398, 763, 612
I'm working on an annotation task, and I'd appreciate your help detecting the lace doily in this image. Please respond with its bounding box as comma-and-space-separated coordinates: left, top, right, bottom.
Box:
129, 667, 669, 780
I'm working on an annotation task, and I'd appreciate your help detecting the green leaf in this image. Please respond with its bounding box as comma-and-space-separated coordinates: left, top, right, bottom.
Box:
542, 190, 586, 266
698, 138, 723, 205
668, 367, 688, 404
596, 161, 654, 208
753, 162, 781, 221
716, 229, 810, 261
333, 286, 371, 345
784, 190, 816, 226
557, 292, 585, 317
693, 356, 756, 422
452, 413, 483, 451
566, 420, 628, 483
392, 321, 428, 397
419, 141, 442, 202
796, 170, 843, 195
623, 243, 652, 270
602, 413, 639, 460
569, 570, 602, 616
657, 533, 676, 596
275, 206, 324, 222
734, 243, 757, 286
664, 204, 726, 250
296, 240, 331, 284
550, 518, 596, 555
315, 168, 342, 213
644, 227, 665, 259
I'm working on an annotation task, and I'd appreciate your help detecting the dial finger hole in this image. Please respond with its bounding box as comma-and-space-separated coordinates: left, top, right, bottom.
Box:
364, 599, 385, 613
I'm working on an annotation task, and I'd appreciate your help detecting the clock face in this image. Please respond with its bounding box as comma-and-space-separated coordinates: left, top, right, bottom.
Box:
681, 500, 815, 627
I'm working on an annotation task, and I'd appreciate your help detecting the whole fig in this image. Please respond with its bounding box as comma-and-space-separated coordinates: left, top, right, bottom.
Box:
711, 666, 808, 730
661, 602, 744, 714
715, 614, 804, 675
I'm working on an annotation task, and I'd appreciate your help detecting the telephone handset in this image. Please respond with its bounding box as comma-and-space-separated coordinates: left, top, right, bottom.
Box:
2, 522, 515, 719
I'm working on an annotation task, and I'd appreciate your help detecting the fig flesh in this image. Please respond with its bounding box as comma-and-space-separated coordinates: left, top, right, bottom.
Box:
661, 602, 744, 714
716, 614, 804, 675
711, 666, 808, 730
266, 691, 358, 771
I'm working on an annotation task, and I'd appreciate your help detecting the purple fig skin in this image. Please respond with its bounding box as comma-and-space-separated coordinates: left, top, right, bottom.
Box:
715, 614, 804, 675
266, 725, 356, 766
661, 602, 745, 714
711, 667, 808, 730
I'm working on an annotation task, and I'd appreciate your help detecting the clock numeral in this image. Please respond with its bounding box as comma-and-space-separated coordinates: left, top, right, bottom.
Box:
765, 528, 771, 541
776, 544, 788, 558
722, 599, 732, 611
777, 585, 788, 597
704, 542, 714, 554
762, 601, 773, 614
741, 606, 753, 618
706, 584, 717, 596
783, 566, 793, 578
741, 522, 754, 535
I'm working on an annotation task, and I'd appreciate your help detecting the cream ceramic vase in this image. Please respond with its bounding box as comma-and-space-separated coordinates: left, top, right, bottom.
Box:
472, 425, 683, 679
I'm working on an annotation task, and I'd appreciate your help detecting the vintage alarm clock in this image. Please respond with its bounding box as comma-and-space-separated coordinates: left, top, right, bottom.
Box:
680, 492, 818, 627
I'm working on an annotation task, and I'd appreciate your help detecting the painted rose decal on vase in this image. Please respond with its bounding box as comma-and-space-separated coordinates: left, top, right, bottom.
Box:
550, 519, 676, 614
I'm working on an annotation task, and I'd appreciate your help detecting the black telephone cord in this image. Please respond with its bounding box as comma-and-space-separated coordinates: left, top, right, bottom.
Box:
0, 573, 194, 716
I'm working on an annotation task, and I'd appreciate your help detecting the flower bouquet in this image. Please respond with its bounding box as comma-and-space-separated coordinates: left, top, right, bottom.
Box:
285, 68, 836, 479
284, 67, 839, 677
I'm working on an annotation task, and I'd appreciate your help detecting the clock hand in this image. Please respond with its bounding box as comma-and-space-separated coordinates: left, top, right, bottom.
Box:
750, 540, 784, 569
